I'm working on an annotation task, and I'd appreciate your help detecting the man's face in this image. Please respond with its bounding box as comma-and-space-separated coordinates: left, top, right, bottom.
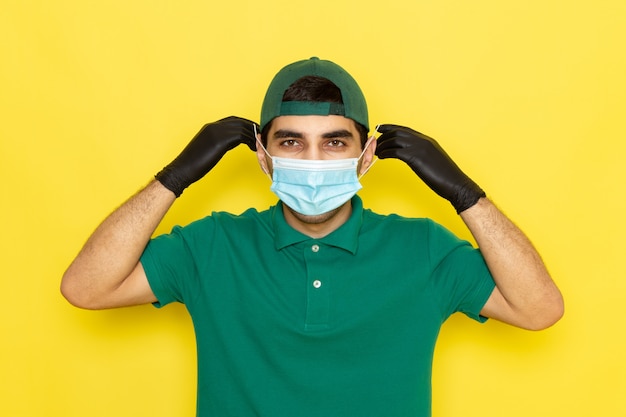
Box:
256, 115, 375, 175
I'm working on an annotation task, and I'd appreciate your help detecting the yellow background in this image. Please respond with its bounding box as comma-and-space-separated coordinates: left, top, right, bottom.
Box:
2, 0, 624, 416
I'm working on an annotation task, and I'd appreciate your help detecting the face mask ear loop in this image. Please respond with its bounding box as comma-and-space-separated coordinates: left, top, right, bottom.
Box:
358, 125, 379, 179
254, 124, 273, 180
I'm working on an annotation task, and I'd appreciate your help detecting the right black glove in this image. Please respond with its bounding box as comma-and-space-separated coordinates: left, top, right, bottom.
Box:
155, 116, 258, 197
375, 124, 486, 213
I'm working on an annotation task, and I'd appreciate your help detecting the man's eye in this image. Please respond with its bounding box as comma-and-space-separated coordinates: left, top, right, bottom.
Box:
327, 139, 346, 147
280, 139, 299, 147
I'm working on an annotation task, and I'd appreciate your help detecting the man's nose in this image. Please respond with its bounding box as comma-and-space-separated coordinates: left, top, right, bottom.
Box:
301, 146, 324, 160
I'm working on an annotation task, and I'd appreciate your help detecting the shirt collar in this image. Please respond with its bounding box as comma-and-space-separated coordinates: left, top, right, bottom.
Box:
272, 196, 364, 254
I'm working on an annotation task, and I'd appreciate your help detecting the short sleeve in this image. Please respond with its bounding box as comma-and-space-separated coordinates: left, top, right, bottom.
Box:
140, 225, 199, 308
427, 221, 495, 322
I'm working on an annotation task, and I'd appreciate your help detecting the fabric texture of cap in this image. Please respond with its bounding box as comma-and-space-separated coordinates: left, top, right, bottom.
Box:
260, 57, 369, 131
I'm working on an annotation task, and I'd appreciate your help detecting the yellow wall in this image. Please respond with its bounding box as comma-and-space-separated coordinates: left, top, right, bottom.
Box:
2, 1, 624, 416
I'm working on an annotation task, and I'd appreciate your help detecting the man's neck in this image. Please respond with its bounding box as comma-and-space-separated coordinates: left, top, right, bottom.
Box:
282, 202, 353, 239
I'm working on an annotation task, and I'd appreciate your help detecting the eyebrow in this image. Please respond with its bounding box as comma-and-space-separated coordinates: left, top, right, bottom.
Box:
322, 129, 354, 140
272, 129, 303, 139
271, 129, 355, 140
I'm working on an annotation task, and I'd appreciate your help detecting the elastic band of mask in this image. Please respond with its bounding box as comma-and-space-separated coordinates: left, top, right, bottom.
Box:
254, 125, 270, 157
253, 124, 273, 179
358, 124, 379, 179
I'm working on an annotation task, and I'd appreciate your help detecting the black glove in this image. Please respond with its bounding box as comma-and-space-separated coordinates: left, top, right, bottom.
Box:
155, 116, 258, 197
375, 124, 485, 213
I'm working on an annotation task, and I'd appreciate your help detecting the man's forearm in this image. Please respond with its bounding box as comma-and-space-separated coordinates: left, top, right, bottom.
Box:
61, 180, 176, 308
460, 198, 564, 329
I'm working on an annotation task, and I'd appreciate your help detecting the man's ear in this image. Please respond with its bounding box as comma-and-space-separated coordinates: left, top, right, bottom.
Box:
256, 135, 270, 175
358, 137, 377, 176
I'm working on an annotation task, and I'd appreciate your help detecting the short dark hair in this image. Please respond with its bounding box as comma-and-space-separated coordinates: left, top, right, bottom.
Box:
260, 76, 369, 147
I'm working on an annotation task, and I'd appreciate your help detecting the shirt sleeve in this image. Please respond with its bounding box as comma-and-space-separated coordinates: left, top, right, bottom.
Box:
427, 221, 496, 322
140, 224, 199, 308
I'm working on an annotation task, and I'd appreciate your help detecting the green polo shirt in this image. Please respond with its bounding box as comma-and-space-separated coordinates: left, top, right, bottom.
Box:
141, 196, 495, 417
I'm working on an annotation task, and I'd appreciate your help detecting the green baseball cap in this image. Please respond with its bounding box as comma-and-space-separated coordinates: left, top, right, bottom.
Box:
260, 57, 369, 131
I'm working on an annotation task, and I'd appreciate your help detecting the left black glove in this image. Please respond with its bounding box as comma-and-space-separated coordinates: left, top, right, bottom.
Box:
155, 116, 258, 197
375, 124, 486, 213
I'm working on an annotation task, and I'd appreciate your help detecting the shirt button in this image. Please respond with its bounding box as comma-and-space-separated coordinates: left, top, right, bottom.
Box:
313, 280, 322, 288
311, 244, 320, 253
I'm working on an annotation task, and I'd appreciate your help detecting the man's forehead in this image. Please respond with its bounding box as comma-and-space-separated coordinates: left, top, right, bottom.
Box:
269, 115, 358, 136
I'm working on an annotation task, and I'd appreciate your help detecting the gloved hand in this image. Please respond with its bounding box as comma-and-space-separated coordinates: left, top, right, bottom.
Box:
155, 116, 258, 197
375, 124, 486, 213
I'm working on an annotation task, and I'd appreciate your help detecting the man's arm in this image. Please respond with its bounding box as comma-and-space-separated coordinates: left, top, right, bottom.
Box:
461, 198, 563, 330
61, 117, 258, 309
61, 180, 174, 309
375, 124, 563, 330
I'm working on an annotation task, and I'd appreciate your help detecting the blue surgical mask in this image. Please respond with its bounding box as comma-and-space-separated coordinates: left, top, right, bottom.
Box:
256, 130, 377, 216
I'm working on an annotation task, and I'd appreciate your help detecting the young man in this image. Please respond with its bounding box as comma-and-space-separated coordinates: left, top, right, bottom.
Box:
61, 57, 563, 417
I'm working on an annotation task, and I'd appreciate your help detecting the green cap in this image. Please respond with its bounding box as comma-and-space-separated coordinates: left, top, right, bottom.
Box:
260, 57, 369, 131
